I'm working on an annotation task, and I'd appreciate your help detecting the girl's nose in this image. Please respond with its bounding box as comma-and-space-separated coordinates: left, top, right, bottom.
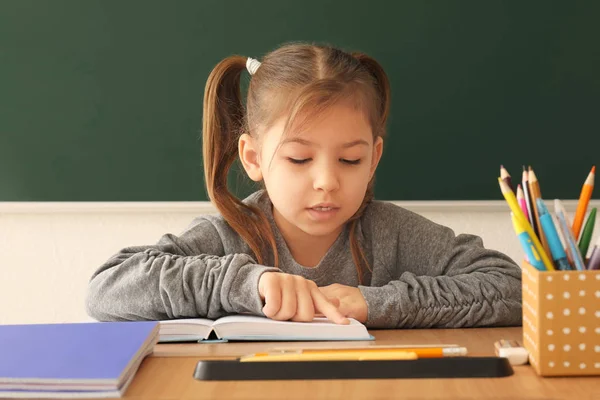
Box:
313, 165, 340, 192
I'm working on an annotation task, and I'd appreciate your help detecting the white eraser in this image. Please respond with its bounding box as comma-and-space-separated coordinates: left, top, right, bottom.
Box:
494, 340, 529, 365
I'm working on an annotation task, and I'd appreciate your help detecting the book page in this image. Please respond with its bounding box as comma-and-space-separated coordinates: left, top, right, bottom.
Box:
212, 315, 370, 341
158, 318, 214, 341
159, 318, 214, 327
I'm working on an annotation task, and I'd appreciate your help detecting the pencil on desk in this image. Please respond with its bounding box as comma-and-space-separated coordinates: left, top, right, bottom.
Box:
498, 177, 554, 271
239, 350, 419, 362
528, 167, 553, 267
572, 166, 595, 240
239, 347, 468, 362
287, 347, 467, 358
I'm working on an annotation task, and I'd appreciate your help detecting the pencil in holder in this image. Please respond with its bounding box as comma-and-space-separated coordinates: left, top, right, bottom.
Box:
522, 261, 600, 376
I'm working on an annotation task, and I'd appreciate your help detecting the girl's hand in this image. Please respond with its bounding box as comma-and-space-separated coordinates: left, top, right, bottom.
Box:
318, 284, 368, 323
258, 272, 350, 325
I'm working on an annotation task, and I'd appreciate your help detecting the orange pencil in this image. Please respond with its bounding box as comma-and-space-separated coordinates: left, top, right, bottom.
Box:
528, 167, 553, 268
241, 347, 467, 362
572, 166, 596, 240
295, 347, 465, 358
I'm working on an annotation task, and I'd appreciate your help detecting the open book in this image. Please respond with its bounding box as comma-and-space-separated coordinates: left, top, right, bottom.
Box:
158, 315, 373, 342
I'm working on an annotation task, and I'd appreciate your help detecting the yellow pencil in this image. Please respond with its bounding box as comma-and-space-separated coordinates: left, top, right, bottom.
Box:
240, 351, 419, 362
258, 347, 467, 358
498, 178, 554, 271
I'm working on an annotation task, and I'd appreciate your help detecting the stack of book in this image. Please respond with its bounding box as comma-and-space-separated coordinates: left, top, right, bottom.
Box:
0, 321, 158, 398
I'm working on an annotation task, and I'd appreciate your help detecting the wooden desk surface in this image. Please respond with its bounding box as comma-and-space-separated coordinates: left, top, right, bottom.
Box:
122, 327, 599, 400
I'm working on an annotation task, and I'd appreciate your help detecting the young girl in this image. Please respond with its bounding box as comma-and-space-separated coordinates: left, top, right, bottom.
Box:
86, 43, 522, 328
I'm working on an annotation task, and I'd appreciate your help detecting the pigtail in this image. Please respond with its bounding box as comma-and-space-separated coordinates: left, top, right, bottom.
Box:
202, 55, 279, 267
347, 52, 392, 284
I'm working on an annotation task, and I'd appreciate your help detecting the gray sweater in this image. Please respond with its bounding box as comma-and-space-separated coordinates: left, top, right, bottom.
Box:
86, 191, 522, 328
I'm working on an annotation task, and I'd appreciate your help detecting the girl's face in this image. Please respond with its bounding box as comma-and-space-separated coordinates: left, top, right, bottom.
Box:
240, 103, 383, 242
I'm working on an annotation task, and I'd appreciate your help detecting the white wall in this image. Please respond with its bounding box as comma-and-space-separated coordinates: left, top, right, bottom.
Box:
1, 200, 595, 325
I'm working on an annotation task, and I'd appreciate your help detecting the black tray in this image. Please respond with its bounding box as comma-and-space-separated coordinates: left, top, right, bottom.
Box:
193, 357, 513, 381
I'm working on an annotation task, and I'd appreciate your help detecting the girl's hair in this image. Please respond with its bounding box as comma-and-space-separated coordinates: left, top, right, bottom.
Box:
202, 42, 390, 283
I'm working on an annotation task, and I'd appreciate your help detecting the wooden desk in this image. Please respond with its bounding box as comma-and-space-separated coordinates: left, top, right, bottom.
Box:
123, 327, 599, 400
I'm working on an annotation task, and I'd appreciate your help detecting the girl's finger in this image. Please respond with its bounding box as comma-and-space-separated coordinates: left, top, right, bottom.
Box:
271, 277, 297, 321
311, 287, 349, 325
261, 279, 282, 318
327, 297, 341, 308
291, 283, 315, 322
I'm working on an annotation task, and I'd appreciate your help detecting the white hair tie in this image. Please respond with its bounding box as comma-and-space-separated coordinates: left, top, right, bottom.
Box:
246, 57, 261, 75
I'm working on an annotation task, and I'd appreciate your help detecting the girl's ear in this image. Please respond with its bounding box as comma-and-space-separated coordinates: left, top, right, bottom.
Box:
369, 137, 384, 180
238, 134, 263, 182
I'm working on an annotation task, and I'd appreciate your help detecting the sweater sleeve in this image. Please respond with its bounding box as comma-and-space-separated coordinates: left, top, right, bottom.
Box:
358, 205, 522, 328
85, 218, 278, 321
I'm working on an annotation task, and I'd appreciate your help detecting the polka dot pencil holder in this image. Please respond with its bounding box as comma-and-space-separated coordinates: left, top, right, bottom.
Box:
522, 261, 600, 376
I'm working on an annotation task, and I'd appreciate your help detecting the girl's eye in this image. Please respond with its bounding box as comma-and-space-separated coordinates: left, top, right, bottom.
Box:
288, 158, 311, 164
341, 159, 361, 165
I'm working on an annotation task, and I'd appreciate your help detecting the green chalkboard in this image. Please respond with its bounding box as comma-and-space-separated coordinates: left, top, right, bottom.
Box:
1, 0, 598, 201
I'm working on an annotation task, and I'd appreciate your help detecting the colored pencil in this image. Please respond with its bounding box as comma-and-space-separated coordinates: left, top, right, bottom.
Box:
555, 199, 586, 271
572, 166, 595, 240
511, 212, 544, 270
536, 198, 572, 271
586, 236, 600, 270
241, 347, 467, 361
521, 166, 535, 228
516, 184, 529, 222
578, 207, 596, 259
528, 167, 552, 264
517, 184, 531, 263
500, 165, 514, 193
498, 178, 554, 270
240, 351, 419, 362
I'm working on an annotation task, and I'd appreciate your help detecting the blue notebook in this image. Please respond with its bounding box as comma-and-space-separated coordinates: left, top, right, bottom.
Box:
0, 321, 159, 398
